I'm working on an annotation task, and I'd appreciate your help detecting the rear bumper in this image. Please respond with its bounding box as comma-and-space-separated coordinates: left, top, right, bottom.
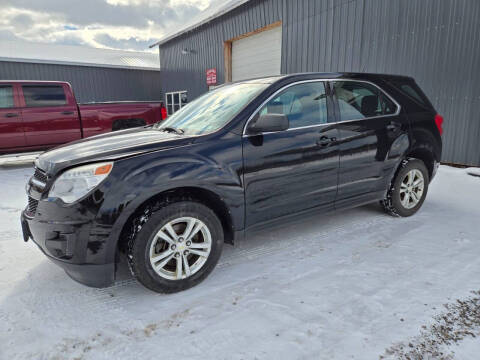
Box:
21, 210, 115, 288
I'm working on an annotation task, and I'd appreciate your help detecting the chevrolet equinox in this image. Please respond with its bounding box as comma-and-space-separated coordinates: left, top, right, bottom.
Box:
22, 73, 443, 293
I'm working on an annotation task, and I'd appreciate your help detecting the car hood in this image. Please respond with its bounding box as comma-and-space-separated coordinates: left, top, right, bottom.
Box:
36, 127, 193, 175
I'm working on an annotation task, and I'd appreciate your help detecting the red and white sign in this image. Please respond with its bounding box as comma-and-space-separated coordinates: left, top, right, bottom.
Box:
206, 68, 217, 85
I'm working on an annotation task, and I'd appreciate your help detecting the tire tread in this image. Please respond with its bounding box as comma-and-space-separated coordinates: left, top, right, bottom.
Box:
126, 197, 223, 293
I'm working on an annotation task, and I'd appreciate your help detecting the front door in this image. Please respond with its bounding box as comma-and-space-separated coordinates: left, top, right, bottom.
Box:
331, 80, 408, 208
20, 84, 81, 147
0, 84, 26, 151
242, 81, 339, 228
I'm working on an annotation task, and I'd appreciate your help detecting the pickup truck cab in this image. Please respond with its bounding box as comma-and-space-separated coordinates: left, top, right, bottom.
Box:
0, 81, 166, 154
21, 72, 443, 293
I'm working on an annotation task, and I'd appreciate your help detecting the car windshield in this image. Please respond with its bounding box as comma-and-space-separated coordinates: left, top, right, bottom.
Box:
155, 82, 268, 136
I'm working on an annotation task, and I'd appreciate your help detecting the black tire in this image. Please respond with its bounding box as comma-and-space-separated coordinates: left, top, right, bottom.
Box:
381, 159, 430, 217
128, 201, 224, 293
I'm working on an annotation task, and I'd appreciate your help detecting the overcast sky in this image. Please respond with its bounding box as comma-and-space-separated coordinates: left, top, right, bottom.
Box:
0, 0, 220, 52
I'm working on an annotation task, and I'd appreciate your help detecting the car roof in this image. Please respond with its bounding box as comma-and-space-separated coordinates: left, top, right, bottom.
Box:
235, 72, 414, 85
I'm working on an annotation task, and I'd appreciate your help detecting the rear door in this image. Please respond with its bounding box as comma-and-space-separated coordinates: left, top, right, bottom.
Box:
20, 83, 81, 146
0, 83, 26, 151
243, 80, 339, 228
331, 80, 408, 207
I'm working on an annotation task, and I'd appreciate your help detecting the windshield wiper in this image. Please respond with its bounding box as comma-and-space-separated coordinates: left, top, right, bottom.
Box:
158, 127, 184, 135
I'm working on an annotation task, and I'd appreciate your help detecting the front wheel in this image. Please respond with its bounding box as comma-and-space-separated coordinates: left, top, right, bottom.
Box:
381, 159, 430, 217
128, 201, 224, 293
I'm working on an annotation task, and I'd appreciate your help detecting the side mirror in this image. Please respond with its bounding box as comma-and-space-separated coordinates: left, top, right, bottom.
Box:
248, 113, 289, 134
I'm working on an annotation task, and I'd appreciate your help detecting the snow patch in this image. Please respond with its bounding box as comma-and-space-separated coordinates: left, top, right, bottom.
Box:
1, 165, 479, 359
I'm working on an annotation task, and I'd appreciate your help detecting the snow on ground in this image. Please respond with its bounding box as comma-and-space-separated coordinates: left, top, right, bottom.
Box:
0, 165, 479, 360
0, 152, 39, 168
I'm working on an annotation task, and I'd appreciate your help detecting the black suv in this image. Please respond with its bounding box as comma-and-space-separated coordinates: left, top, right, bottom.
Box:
21, 73, 443, 293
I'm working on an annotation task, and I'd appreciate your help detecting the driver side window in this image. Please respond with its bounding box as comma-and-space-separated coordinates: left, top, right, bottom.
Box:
259, 82, 328, 129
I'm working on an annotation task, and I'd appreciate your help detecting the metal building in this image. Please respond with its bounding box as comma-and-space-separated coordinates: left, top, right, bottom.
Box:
153, 0, 480, 166
0, 41, 162, 103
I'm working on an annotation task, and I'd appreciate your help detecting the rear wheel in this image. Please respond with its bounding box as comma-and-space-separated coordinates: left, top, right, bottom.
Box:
382, 159, 429, 217
128, 201, 224, 293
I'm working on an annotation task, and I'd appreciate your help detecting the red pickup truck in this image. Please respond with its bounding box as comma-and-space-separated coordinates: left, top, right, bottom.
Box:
0, 81, 167, 154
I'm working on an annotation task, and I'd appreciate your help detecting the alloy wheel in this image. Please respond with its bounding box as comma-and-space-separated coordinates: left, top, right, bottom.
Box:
149, 217, 212, 280
399, 169, 425, 209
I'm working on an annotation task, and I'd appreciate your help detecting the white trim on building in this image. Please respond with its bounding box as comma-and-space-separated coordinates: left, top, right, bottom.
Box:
0, 41, 160, 71
150, 0, 251, 47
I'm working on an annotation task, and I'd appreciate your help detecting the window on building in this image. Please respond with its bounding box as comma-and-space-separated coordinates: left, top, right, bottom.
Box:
0, 86, 14, 108
333, 81, 397, 121
259, 82, 328, 128
22, 85, 67, 107
165, 90, 188, 116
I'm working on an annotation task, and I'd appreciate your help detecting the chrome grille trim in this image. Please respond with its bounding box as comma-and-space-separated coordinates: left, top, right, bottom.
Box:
25, 167, 48, 217
31, 178, 46, 190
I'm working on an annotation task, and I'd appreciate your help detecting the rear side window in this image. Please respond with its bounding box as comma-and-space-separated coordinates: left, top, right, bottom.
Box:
393, 81, 432, 108
333, 81, 397, 121
22, 85, 67, 107
0, 86, 14, 108
259, 82, 328, 128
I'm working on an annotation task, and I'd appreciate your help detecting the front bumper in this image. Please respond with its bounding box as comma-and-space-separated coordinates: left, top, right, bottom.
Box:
21, 206, 115, 288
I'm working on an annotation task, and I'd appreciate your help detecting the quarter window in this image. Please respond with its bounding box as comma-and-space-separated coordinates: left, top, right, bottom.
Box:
22, 85, 67, 107
0, 86, 14, 108
259, 82, 328, 128
165, 90, 187, 116
396, 83, 429, 107
333, 81, 397, 121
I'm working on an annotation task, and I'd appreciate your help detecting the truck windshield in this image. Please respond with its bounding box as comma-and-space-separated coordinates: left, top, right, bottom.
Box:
155, 82, 268, 136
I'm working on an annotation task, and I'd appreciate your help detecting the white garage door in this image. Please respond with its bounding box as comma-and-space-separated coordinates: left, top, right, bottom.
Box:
232, 26, 282, 82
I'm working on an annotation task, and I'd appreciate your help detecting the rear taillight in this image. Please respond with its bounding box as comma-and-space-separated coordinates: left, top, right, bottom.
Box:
160, 105, 167, 120
434, 114, 443, 136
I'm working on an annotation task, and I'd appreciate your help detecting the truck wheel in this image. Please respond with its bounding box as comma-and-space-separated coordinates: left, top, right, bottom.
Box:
381, 159, 430, 217
127, 201, 224, 293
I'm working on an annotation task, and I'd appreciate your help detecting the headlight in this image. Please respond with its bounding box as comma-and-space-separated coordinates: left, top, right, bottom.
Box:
48, 162, 113, 203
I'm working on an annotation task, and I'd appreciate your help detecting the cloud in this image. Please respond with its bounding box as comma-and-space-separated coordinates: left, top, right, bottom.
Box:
0, 0, 215, 51
0, 29, 17, 41
94, 33, 155, 51
52, 34, 87, 47
11, 13, 34, 29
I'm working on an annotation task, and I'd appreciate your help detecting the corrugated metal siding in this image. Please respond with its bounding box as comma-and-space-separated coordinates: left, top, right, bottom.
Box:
159, 0, 282, 100
0, 61, 162, 103
159, 0, 480, 165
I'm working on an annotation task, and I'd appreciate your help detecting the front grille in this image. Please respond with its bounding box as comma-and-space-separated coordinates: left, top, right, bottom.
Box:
33, 167, 48, 184
26, 167, 48, 217
27, 196, 39, 216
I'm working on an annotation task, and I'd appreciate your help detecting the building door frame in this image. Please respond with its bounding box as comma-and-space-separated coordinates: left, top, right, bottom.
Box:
223, 20, 282, 83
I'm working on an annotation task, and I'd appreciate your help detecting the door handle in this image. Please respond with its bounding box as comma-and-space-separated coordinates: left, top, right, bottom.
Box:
5, 113, 18, 118
316, 136, 336, 147
386, 121, 401, 131
61, 111, 75, 115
